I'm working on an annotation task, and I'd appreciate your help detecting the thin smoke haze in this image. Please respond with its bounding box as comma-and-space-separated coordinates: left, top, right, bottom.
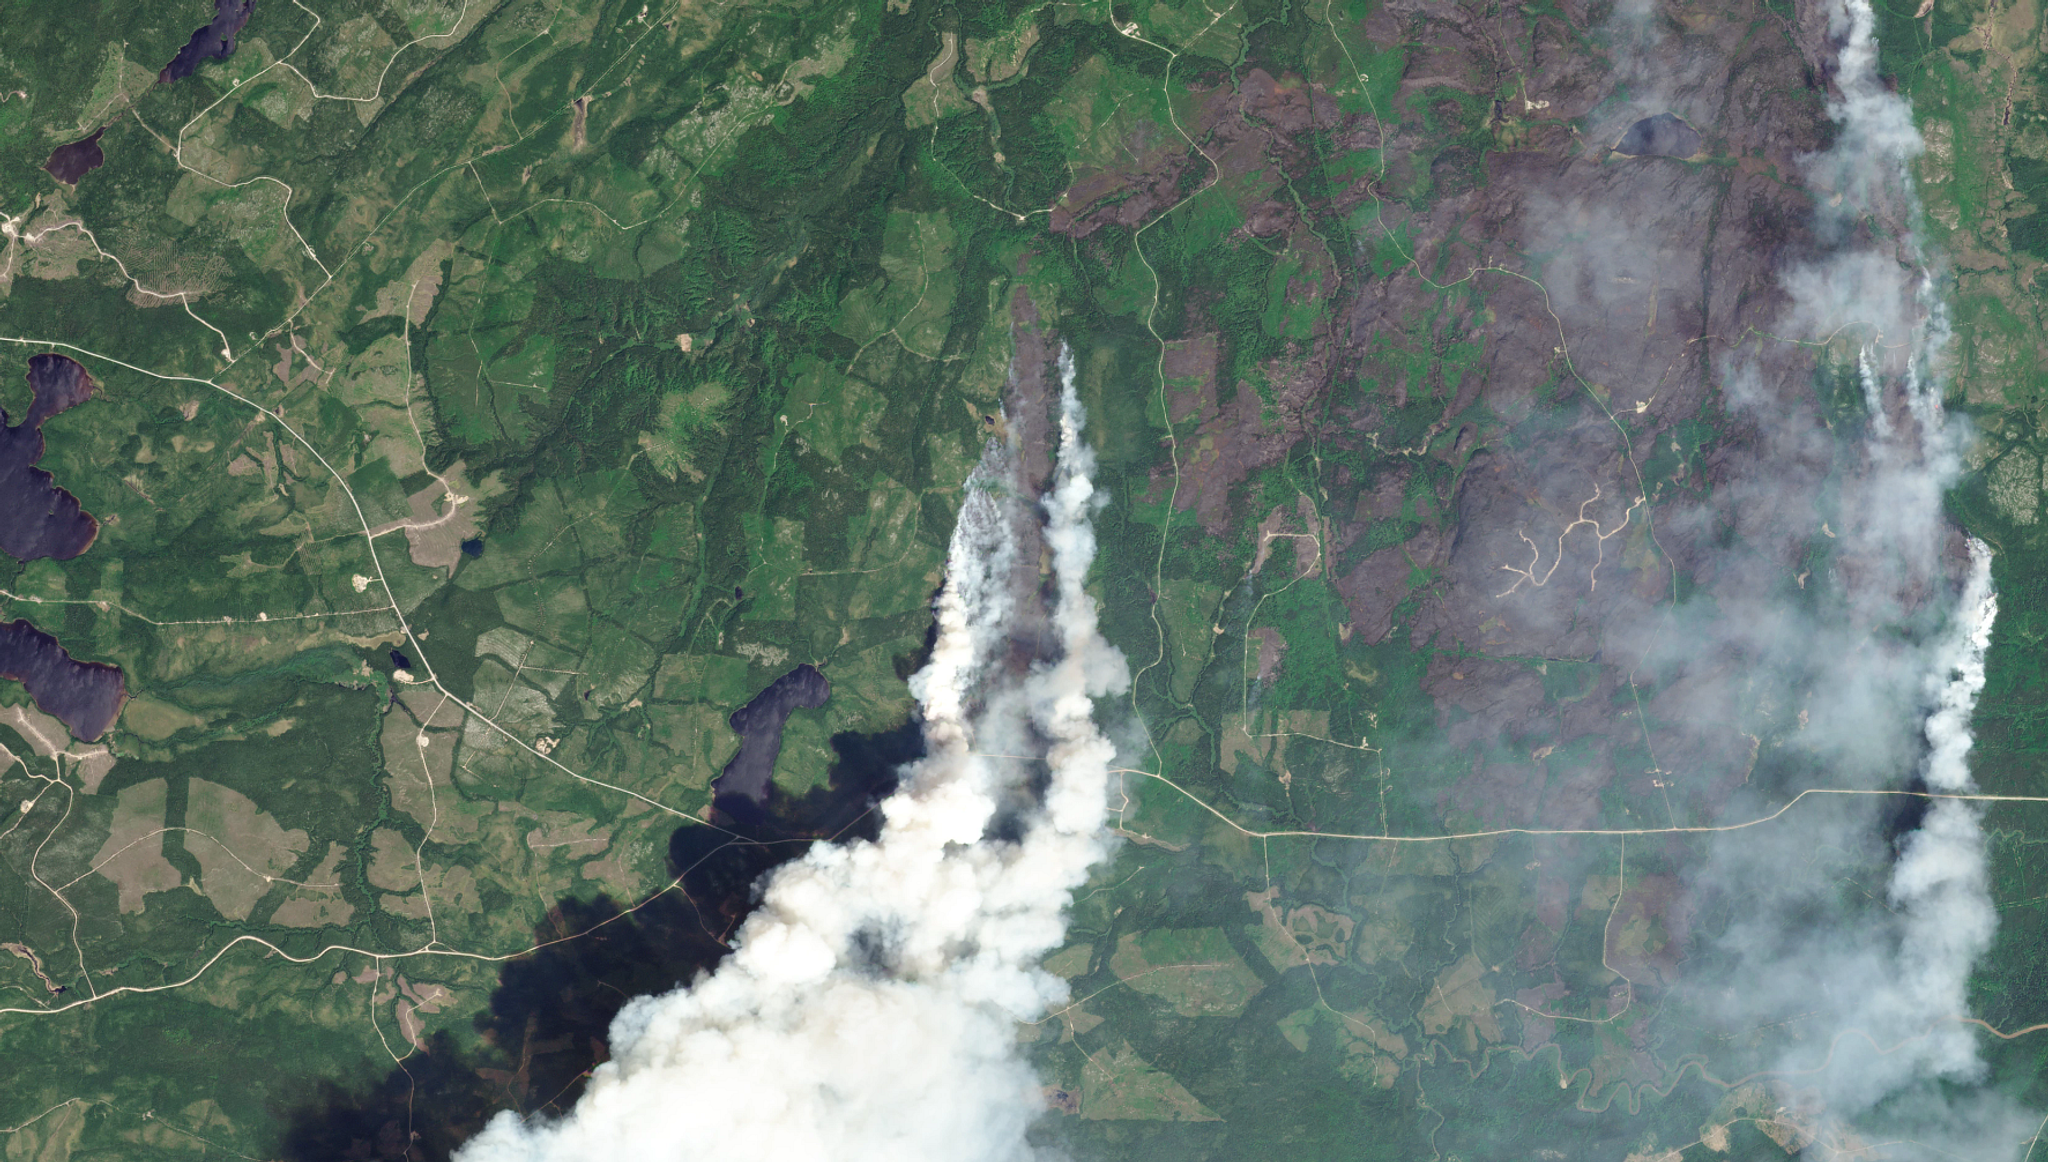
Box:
455, 350, 1126, 1162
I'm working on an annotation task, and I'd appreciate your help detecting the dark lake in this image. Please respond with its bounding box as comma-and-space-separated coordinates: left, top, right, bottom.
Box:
1615, 112, 1702, 158
0, 620, 125, 741
159, 0, 255, 83
711, 663, 831, 820
42, 128, 105, 186
0, 354, 101, 562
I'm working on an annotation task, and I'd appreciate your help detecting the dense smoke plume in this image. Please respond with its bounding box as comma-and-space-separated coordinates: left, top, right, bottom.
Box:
457, 351, 1127, 1162
1679, 0, 2013, 1150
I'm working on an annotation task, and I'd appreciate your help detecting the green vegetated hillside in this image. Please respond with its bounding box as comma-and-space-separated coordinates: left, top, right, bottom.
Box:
0, 0, 2040, 1156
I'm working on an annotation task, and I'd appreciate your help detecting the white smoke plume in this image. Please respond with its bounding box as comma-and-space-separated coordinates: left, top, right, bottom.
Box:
1741, 540, 2001, 1118
456, 349, 1128, 1162
1698, 0, 2013, 1147
1874, 540, 1998, 1089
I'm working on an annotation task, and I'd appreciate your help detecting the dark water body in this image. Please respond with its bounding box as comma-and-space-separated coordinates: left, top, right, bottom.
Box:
0, 620, 125, 741
459, 538, 483, 557
42, 128, 105, 185
390, 650, 412, 670
711, 663, 831, 817
1, 354, 101, 562
276, 719, 920, 1161
1615, 112, 1702, 158
159, 0, 255, 83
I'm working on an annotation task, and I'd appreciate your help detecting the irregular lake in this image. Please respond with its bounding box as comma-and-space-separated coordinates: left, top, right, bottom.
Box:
711, 663, 831, 819
0, 354, 100, 562
0, 620, 124, 741
42, 128, 104, 186
1615, 112, 1702, 159
159, 0, 255, 83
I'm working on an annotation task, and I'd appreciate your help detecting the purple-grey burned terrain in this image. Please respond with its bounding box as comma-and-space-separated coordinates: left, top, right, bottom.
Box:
1061, 0, 1979, 1107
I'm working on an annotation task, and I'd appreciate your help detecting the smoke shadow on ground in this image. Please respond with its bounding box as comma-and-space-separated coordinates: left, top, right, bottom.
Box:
272, 719, 920, 1161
